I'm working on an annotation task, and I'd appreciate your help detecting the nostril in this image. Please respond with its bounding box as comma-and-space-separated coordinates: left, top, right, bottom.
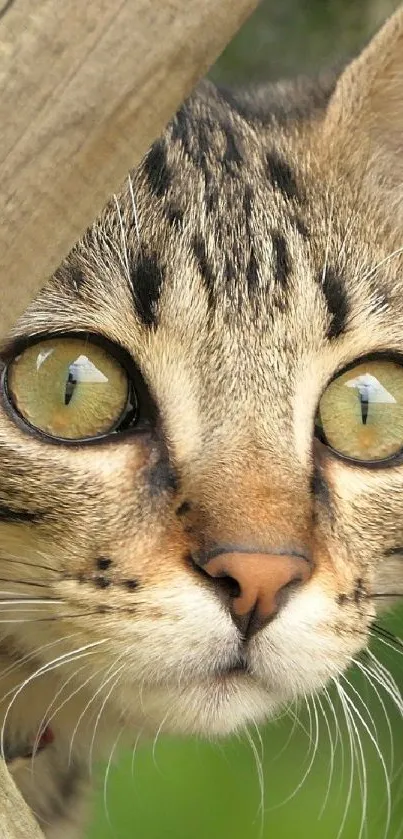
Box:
275, 575, 303, 611
186, 554, 241, 601
214, 573, 241, 600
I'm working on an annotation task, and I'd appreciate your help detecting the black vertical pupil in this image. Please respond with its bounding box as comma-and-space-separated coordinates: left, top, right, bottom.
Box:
359, 387, 369, 425
64, 369, 77, 406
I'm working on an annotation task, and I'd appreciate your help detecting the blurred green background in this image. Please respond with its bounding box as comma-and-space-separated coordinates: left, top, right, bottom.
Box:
89, 2, 403, 837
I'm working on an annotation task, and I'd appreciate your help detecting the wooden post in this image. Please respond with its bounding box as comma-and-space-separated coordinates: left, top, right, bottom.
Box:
0, 0, 258, 337
0, 760, 45, 839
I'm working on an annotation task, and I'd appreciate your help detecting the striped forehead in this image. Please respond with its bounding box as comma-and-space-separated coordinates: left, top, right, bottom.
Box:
43, 82, 396, 363
117, 96, 351, 342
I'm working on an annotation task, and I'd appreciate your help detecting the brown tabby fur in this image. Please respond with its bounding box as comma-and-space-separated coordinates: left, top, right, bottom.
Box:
0, 7, 402, 837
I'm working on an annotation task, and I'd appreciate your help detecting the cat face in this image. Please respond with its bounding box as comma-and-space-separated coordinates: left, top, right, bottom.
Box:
0, 12, 402, 742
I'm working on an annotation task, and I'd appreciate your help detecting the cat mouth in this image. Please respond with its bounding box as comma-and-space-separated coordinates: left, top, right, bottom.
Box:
208, 655, 251, 683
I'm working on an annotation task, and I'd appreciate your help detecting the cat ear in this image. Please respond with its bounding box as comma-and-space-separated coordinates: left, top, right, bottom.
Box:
323, 6, 403, 220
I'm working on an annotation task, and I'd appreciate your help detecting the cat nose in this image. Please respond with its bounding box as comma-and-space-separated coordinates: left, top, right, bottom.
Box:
202, 551, 312, 639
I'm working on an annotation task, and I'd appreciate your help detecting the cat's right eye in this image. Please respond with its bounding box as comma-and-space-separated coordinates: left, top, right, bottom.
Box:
315, 358, 403, 463
4, 337, 136, 441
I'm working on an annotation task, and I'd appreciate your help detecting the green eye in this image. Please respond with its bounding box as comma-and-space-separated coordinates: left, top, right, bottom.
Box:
316, 359, 403, 462
6, 337, 131, 441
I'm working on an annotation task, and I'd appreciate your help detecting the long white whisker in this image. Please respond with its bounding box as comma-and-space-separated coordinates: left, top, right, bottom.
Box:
316, 691, 336, 818
103, 724, 125, 831
151, 709, 171, 775
0, 632, 78, 685
360, 246, 403, 284
354, 659, 395, 775
128, 174, 141, 247
0, 639, 106, 760
244, 724, 265, 838
321, 191, 335, 285
114, 194, 131, 283
268, 694, 320, 812
339, 678, 368, 839
341, 677, 392, 839
68, 654, 124, 767
88, 661, 128, 776
333, 678, 355, 839
31, 661, 88, 776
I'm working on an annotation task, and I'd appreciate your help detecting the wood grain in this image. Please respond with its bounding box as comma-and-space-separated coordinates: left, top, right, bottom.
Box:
0, 0, 258, 337
0, 759, 45, 839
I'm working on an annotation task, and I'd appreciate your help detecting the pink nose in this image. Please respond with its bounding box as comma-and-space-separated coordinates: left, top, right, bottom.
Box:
203, 552, 312, 637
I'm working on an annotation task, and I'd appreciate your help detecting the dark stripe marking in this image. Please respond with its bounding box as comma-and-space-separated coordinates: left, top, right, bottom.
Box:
293, 215, 309, 239
246, 247, 259, 297
0, 504, 43, 524
266, 151, 302, 201
144, 139, 172, 199
166, 205, 184, 228
243, 184, 253, 217
384, 546, 403, 557
272, 232, 291, 286
96, 557, 112, 570
94, 576, 110, 589
148, 457, 178, 496
222, 123, 243, 172
55, 262, 86, 292
130, 250, 165, 328
320, 265, 349, 340
205, 186, 218, 214
224, 255, 235, 287
192, 234, 216, 311
125, 579, 139, 590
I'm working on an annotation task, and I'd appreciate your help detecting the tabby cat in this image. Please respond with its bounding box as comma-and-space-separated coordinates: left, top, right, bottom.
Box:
0, 6, 402, 838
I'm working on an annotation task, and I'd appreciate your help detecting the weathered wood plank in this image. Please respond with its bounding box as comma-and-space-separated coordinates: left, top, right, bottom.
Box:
0, 0, 258, 337
0, 759, 45, 839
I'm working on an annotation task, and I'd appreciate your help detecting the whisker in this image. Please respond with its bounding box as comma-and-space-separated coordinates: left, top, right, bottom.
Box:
151, 708, 171, 776
369, 630, 403, 659
130, 729, 143, 779
0, 600, 61, 606
0, 577, 52, 589
0, 556, 58, 575
339, 678, 368, 839
366, 650, 402, 713
113, 194, 131, 284
69, 652, 128, 768
0, 632, 79, 685
88, 660, 128, 776
360, 246, 403, 284
0, 639, 107, 760
354, 659, 395, 775
316, 691, 336, 818
128, 174, 141, 248
321, 191, 335, 285
268, 694, 320, 812
31, 661, 89, 773
103, 723, 125, 832
244, 723, 265, 838
333, 678, 356, 839
340, 676, 392, 839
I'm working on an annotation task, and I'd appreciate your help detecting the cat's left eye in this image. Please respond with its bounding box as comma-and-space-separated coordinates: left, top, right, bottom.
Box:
315, 359, 403, 463
4, 337, 134, 441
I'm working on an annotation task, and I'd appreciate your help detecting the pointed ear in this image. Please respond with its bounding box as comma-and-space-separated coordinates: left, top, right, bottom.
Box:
322, 6, 403, 221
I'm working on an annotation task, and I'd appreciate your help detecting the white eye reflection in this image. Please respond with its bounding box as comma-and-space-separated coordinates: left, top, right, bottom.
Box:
345, 373, 396, 404
69, 355, 108, 384
36, 349, 53, 371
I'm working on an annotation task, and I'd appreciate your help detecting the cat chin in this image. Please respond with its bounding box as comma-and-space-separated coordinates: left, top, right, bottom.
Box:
114, 673, 278, 739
